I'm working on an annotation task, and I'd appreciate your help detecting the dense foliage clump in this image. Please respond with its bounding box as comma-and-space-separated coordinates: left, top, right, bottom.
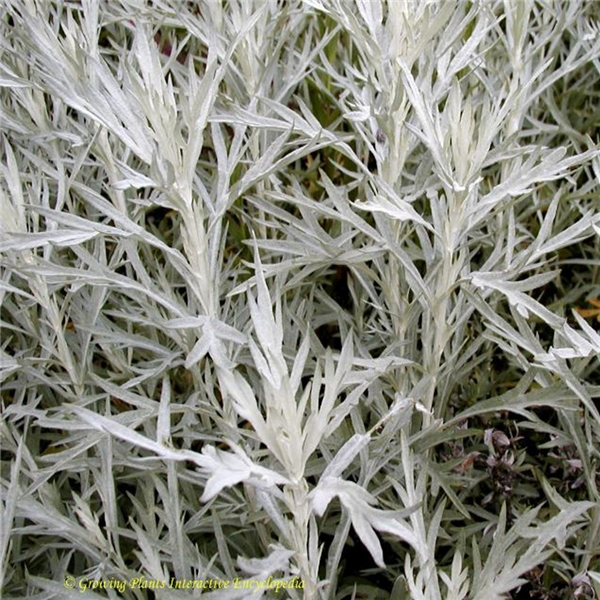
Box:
1, 1, 599, 598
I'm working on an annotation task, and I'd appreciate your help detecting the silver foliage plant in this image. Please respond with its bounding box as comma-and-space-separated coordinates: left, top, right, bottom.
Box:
1, 1, 600, 599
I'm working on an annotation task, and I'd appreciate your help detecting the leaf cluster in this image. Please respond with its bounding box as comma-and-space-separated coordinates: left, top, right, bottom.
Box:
1, 1, 599, 599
